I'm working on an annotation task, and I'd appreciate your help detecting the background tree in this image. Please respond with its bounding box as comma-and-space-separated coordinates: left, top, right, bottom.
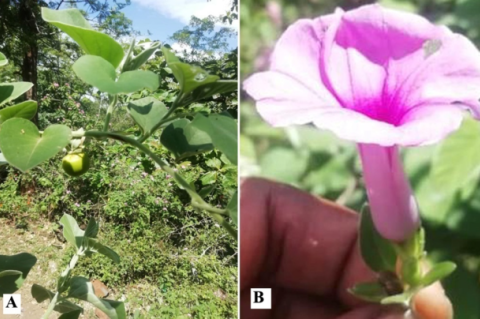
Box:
170, 16, 236, 62
0, 0, 132, 123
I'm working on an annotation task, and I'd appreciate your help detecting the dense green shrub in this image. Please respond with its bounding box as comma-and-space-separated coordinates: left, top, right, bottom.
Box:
0, 123, 238, 317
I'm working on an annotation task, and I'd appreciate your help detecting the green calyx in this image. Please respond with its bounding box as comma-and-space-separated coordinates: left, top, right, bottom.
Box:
351, 206, 456, 308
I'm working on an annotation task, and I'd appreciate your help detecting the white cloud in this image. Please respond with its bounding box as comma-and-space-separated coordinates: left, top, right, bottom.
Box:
170, 42, 221, 60
170, 42, 194, 55
132, 0, 238, 30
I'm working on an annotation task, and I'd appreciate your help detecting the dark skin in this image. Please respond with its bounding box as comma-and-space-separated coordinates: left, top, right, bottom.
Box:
240, 178, 453, 319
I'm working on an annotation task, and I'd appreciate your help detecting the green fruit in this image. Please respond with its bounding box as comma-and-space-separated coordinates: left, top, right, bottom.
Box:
62, 153, 90, 177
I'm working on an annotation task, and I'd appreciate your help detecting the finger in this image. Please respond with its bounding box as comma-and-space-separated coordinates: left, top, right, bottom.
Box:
240, 289, 342, 319
335, 305, 402, 319
240, 178, 375, 302
340, 283, 454, 319
336, 236, 377, 307
412, 283, 453, 319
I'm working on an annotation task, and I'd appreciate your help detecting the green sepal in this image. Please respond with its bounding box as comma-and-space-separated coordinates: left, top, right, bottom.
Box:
359, 205, 398, 272
381, 292, 412, 305
349, 282, 388, 302
421, 261, 456, 287
400, 257, 423, 287
398, 228, 425, 259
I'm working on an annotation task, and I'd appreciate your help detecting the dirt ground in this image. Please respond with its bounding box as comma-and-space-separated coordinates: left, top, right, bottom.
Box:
0, 218, 97, 319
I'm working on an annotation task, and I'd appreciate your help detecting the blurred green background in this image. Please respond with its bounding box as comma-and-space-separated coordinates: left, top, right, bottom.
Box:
240, 0, 480, 317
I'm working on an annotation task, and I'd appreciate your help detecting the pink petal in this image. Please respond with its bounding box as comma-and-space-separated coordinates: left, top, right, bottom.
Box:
312, 108, 399, 146
243, 71, 338, 126
397, 105, 464, 146
321, 4, 445, 120
269, 18, 334, 99
403, 33, 480, 117
311, 104, 464, 147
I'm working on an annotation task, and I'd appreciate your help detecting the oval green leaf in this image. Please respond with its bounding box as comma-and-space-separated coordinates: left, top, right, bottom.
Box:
84, 218, 99, 239
0, 270, 22, 278
170, 63, 219, 95
160, 118, 214, 159
431, 118, 480, 195
73, 55, 159, 94
161, 48, 219, 94
60, 213, 85, 249
161, 46, 180, 64
127, 97, 168, 135
184, 80, 237, 105
0, 118, 72, 172
58, 309, 83, 319
191, 113, 238, 165
67, 277, 126, 319
85, 238, 120, 263
42, 8, 124, 68
123, 42, 161, 71
0, 253, 37, 294
31, 284, 55, 303
0, 82, 33, 106
0, 100, 37, 124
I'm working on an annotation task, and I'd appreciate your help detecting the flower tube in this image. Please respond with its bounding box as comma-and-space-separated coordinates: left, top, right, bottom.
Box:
358, 144, 419, 241
244, 4, 480, 242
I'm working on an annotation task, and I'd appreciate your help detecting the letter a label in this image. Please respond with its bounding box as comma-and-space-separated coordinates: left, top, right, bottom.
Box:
3, 294, 21, 314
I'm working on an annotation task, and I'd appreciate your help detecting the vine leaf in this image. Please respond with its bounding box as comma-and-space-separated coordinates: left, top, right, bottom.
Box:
73, 55, 159, 94
0, 118, 72, 172
68, 277, 126, 319
127, 97, 168, 135
42, 8, 124, 68
0, 253, 37, 294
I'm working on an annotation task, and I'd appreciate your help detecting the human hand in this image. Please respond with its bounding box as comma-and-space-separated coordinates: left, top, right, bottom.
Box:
240, 178, 453, 319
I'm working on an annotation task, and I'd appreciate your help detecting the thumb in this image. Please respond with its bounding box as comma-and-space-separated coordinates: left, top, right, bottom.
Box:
379, 283, 453, 319
338, 283, 453, 319
411, 283, 453, 319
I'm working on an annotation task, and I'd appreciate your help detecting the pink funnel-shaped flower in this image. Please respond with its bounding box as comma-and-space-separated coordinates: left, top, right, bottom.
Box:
244, 5, 480, 241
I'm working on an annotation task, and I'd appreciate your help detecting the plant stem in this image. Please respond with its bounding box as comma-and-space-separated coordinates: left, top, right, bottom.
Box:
41, 292, 59, 319
191, 201, 228, 216
103, 95, 118, 132
84, 130, 237, 239
163, 93, 183, 120
42, 251, 81, 318
57, 252, 79, 294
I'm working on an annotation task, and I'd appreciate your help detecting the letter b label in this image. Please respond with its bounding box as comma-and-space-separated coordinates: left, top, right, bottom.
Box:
250, 288, 271, 309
